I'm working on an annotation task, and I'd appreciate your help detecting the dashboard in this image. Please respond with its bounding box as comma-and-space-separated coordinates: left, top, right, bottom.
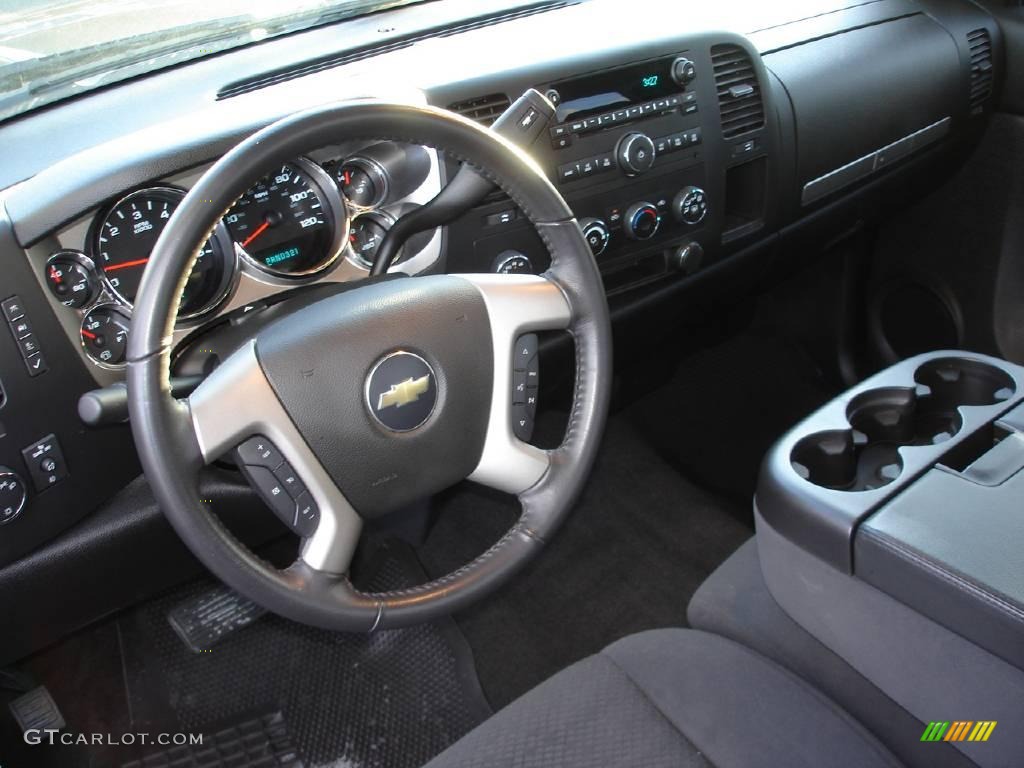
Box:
0, 0, 1009, 660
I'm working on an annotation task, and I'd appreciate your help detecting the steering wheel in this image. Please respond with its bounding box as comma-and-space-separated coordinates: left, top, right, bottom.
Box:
127, 101, 611, 632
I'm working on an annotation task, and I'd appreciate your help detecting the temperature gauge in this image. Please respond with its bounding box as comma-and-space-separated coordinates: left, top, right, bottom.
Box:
45, 251, 97, 309
81, 305, 131, 367
336, 158, 388, 208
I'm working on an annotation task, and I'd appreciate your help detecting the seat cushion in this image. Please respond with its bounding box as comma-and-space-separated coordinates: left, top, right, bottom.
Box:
424, 629, 902, 768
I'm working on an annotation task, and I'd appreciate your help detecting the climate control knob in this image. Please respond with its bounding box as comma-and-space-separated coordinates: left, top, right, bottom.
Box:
623, 203, 662, 241
0, 468, 27, 526
579, 218, 610, 257
671, 57, 697, 86
492, 251, 534, 274
616, 132, 656, 176
672, 186, 708, 226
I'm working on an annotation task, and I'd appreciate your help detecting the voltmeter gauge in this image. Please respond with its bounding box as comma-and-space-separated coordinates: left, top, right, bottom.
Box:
81, 305, 131, 367
45, 251, 97, 309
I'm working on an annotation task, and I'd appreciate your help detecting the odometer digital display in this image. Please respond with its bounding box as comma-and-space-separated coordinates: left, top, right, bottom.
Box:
226, 160, 343, 277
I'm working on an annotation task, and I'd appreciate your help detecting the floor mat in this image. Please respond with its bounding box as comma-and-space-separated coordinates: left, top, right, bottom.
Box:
629, 332, 834, 508
2, 544, 490, 768
417, 414, 753, 709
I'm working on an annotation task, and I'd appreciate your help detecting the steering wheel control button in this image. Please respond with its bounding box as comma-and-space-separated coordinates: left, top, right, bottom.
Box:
365, 351, 437, 433
20, 434, 68, 492
0, 469, 28, 525
237, 435, 285, 470
275, 461, 307, 498
293, 492, 320, 538
244, 465, 298, 528
512, 335, 540, 441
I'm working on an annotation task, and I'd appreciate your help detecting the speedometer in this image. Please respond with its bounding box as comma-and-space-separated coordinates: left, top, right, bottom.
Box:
92, 187, 235, 320
226, 159, 346, 277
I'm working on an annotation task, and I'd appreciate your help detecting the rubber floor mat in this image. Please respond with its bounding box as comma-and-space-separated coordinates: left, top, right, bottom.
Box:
3, 543, 490, 768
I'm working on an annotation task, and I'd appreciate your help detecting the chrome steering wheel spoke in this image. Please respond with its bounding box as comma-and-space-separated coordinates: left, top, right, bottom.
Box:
459, 273, 572, 495
187, 339, 363, 575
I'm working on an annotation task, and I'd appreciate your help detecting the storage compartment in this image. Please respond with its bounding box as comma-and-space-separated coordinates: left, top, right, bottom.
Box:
764, 14, 962, 206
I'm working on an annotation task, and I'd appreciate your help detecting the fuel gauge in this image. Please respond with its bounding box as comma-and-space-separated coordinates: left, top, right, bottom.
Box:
81, 305, 130, 367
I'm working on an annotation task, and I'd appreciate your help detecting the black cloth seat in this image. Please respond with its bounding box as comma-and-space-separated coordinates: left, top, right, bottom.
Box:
424, 629, 902, 768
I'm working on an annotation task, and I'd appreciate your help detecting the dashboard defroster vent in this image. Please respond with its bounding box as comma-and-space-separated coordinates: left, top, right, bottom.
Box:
447, 93, 511, 126
967, 28, 994, 114
711, 44, 764, 139
217, 1, 575, 100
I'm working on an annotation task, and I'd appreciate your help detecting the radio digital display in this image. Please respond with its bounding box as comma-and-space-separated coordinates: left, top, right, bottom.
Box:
551, 56, 681, 121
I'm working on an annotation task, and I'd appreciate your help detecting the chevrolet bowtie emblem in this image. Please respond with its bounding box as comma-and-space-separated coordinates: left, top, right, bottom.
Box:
377, 375, 431, 411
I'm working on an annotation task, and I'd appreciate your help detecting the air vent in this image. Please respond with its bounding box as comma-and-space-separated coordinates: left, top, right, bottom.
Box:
217, 1, 575, 100
711, 44, 765, 139
967, 28, 994, 114
447, 93, 511, 126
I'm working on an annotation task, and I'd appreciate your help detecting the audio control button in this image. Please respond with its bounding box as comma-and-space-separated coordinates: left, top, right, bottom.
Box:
617, 133, 656, 176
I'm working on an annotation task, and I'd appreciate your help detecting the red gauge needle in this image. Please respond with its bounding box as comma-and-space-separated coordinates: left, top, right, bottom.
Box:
49, 266, 62, 284
105, 257, 150, 272
241, 220, 270, 248
343, 171, 352, 186
81, 329, 97, 340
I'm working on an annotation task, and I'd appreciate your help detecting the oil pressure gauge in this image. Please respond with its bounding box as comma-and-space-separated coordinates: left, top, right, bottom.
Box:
45, 250, 97, 309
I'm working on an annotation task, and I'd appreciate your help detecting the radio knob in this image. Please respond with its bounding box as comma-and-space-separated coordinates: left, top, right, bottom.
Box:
671, 57, 697, 86
672, 186, 708, 225
616, 132, 656, 176
623, 203, 662, 241
0, 468, 28, 526
579, 218, 610, 256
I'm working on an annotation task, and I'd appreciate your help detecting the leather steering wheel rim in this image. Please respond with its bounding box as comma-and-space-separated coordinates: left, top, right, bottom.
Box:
127, 100, 611, 632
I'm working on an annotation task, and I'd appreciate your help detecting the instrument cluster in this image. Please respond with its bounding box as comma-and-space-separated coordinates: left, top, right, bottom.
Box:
42, 142, 433, 369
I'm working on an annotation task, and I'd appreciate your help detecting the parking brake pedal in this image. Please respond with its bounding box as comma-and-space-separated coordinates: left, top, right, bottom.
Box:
168, 586, 267, 653
9, 686, 66, 734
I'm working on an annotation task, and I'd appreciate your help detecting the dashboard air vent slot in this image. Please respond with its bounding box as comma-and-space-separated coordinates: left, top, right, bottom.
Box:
217, 1, 575, 100
967, 28, 993, 114
447, 93, 511, 126
711, 44, 764, 139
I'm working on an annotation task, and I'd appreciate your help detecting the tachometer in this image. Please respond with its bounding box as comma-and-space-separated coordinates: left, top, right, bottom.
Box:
226, 159, 346, 277
91, 187, 234, 320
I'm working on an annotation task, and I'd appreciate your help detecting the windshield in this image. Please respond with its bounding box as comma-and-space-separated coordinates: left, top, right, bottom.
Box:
0, 0, 432, 123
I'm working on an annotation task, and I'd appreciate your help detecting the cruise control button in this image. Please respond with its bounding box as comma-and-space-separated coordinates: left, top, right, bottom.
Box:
237, 435, 284, 470
245, 465, 297, 526
274, 461, 306, 499
293, 492, 320, 537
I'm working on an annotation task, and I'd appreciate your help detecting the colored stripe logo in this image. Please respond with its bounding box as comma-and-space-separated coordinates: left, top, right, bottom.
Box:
921, 721, 997, 742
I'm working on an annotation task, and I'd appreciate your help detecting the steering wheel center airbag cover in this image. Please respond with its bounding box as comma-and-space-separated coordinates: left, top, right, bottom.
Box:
254, 275, 493, 518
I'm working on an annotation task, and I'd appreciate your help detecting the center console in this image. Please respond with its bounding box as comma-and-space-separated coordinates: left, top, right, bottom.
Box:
755, 351, 1024, 766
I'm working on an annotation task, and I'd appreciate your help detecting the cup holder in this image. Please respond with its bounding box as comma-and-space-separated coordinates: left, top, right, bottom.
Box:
791, 429, 904, 492
914, 357, 1016, 407
791, 357, 1018, 492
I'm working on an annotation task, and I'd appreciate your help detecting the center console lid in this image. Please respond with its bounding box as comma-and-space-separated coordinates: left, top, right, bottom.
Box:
757, 351, 1024, 670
